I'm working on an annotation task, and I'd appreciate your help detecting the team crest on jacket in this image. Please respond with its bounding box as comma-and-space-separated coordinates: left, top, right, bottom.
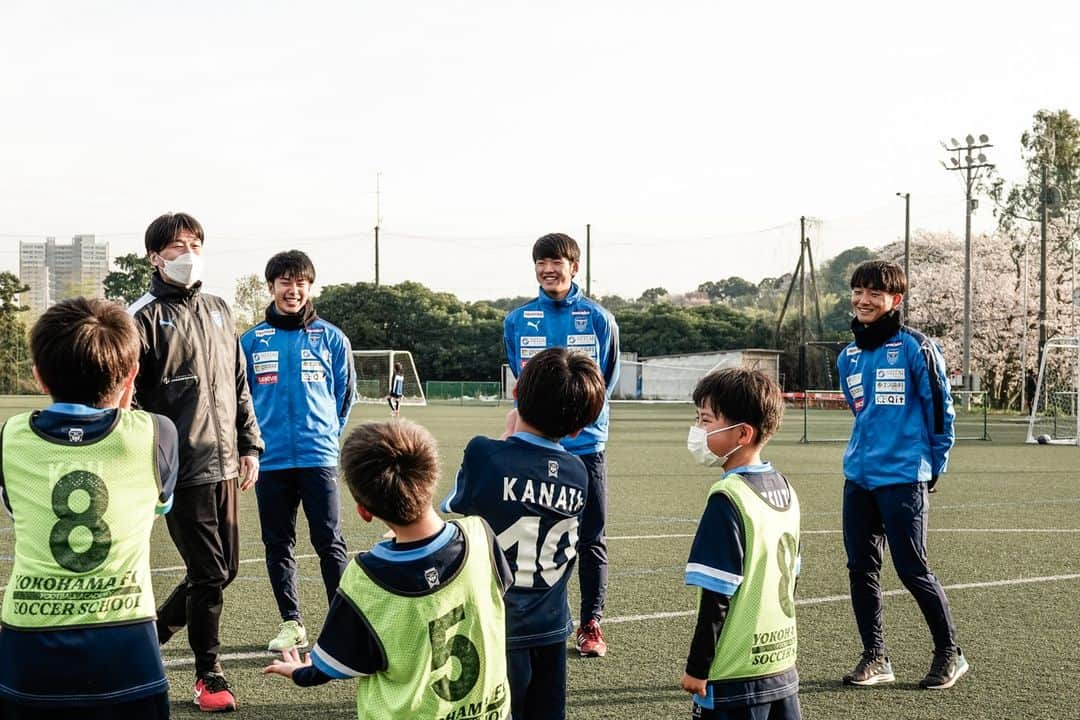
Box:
424, 567, 439, 588
548, 460, 559, 478
574, 316, 588, 332
887, 349, 900, 365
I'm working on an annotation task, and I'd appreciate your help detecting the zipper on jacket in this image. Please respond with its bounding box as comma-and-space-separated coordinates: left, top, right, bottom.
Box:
193, 300, 227, 477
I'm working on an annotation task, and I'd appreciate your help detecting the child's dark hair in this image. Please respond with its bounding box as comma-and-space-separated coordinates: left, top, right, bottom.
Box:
532, 233, 580, 263
264, 250, 316, 284
31, 297, 139, 406
393, 362, 403, 374
339, 420, 439, 525
692, 367, 783, 446
516, 348, 606, 439
850, 260, 907, 294
144, 212, 204, 254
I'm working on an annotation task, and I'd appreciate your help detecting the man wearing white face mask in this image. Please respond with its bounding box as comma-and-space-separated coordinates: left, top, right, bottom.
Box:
128, 212, 264, 712
679, 368, 802, 720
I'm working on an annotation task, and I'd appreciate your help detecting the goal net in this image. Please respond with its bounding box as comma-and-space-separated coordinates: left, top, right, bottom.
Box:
352, 350, 427, 406
1027, 336, 1080, 444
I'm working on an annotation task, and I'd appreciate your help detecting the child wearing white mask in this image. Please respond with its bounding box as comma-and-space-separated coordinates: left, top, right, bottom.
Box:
680, 367, 803, 720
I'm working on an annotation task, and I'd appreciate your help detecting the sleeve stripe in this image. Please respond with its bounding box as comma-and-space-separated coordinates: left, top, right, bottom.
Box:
439, 486, 458, 514
685, 570, 740, 596
311, 645, 367, 679
685, 563, 742, 596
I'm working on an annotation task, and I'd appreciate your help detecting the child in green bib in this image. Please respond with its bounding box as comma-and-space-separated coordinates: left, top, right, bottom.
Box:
264, 420, 514, 720
680, 368, 802, 720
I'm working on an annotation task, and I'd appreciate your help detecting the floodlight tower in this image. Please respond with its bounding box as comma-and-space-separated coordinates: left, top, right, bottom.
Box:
941, 134, 993, 391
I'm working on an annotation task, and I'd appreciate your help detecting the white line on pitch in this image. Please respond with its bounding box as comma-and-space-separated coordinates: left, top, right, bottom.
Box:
161, 572, 1080, 668
601, 572, 1080, 625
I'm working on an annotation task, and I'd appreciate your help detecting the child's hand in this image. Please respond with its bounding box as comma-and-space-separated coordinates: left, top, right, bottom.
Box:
500, 408, 518, 440
262, 647, 312, 679
680, 672, 707, 697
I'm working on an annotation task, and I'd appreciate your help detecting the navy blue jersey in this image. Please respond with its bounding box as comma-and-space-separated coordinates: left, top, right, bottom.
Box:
296, 520, 512, 684
441, 433, 588, 649
0, 404, 177, 707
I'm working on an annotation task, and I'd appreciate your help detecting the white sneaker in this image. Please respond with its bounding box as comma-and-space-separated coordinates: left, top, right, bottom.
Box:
267, 620, 308, 652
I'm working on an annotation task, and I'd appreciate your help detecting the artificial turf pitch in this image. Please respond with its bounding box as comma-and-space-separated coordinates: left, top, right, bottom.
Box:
0, 398, 1076, 719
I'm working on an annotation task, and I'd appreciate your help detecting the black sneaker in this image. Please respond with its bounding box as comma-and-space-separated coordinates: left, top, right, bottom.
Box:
842, 651, 896, 686
919, 647, 969, 689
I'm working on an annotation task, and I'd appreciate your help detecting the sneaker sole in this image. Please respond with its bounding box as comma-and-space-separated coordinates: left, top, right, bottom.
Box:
577, 646, 607, 658
843, 672, 896, 686
267, 640, 309, 653
920, 661, 969, 690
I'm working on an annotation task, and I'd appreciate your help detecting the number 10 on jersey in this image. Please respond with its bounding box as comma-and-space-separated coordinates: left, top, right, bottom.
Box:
496, 516, 579, 589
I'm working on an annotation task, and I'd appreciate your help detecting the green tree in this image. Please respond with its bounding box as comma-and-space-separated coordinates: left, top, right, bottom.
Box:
0, 273, 32, 394
990, 109, 1080, 236
697, 277, 759, 303
638, 287, 669, 304
103, 253, 154, 304
315, 281, 506, 381
235, 274, 271, 332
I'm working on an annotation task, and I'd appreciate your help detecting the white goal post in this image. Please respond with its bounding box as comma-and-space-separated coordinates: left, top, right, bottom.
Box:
352, 350, 427, 406
1027, 336, 1079, 445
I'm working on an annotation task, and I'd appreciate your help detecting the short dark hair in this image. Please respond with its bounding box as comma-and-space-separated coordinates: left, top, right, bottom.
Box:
339, 420, 440, 525
144, 212, 204, 255
393, 362, 403, 373
31, 297, 139, 406
264, 250, 316, 284
692, 367, 783, 446
532, 233, 580, 263
516, 348, 606, 439
850, 260, 906, 294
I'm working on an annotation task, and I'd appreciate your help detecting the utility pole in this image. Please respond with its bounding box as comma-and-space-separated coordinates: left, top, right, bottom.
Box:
942, 134, 993, 391
586, 223, 591, 296
896, 192, 911, 322
1039, 163, 1048, 359
775, 217, 826, 387
374, 172, 382, 286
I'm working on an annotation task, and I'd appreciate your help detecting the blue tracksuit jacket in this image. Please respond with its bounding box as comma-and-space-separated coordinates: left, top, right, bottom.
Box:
503, 282, 619, 455
837, 326, 955, 489
240, 317, 356, 470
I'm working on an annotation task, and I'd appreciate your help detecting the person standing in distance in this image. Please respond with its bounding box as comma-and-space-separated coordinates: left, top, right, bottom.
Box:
240, 250, 356, 654
502, 233, 620, 657
387, 361, 405, 417
129, 212, 263, 712
837, 260, 967, 690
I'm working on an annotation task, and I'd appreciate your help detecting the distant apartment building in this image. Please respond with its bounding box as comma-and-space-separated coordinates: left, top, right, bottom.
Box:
19, 235, 110, 314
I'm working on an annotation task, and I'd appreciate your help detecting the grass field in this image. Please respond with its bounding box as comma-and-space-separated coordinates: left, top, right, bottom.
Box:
0, 398, 1077, 719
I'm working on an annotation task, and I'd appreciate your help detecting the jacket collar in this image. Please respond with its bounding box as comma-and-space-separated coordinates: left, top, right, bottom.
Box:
264, 302, 318, 330
537, 281, 583, 309
150, 272, 202, 300
851, 310, 902, 350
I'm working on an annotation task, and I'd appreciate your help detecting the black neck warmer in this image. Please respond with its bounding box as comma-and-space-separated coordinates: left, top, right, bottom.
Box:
264, 302, 318, 330
851, 310, 902, 350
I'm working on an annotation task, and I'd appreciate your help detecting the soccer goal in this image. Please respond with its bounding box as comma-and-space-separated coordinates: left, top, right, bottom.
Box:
352, 350, 427, 406
1027, 336, 1080, 444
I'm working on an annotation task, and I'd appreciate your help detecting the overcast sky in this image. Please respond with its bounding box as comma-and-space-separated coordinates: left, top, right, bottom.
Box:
1, 1, 1075, 302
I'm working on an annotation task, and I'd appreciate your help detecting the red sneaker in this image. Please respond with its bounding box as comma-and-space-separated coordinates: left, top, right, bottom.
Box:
575, 619, 607, 657
194, 673, 237, 712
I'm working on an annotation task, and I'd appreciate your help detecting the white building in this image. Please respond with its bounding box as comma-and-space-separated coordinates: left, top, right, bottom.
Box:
19, 235, 110, 314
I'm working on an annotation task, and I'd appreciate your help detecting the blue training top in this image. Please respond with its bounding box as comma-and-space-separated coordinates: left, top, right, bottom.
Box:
503, 282, 619, 455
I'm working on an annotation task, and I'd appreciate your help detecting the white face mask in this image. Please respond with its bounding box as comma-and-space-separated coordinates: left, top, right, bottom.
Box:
686, 423, 744, 467
160, 251, 205, 288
